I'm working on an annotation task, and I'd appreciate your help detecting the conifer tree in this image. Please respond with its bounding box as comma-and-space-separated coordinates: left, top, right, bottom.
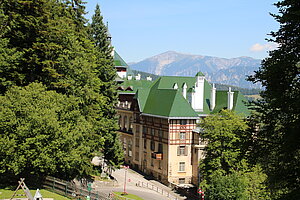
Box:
90, 4, 123, 168
248, 0, 300, 198
0, 0, 122, 181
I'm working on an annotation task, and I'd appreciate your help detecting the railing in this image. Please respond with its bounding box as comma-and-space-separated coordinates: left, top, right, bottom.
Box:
136, 181, 180, 200
42, 176, 108, 200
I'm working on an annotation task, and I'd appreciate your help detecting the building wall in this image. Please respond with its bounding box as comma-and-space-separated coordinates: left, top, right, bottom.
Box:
116, 96, 200, 186
191, 132, 207, 185
168, 119, 196, 185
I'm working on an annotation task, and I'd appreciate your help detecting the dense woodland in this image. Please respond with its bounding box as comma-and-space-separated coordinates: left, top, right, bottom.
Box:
0, 0, 299, 199
0, 0, 123, 184
199, 0, 300, 199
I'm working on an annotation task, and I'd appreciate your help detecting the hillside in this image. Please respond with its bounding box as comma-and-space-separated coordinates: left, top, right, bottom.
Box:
130, 70, 261, 96
129, 51, 262, 89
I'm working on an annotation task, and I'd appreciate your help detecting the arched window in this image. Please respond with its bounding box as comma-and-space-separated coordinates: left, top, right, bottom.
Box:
123, 116, 128, 131
129, 117, 133, 132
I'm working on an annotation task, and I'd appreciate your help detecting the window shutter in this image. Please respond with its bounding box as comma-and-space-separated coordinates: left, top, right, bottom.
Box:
185, 146, 188, 156
177, 146, 180, 156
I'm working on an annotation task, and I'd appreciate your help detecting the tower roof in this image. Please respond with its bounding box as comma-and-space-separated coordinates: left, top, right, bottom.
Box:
195, 72, 205, 76
114, 51, 128, 67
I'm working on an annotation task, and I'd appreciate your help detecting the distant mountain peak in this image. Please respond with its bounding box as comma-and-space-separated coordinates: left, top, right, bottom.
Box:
129, 51, 262, 89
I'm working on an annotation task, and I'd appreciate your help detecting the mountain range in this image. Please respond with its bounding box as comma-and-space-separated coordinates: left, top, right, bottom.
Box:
129, 51, 262, 89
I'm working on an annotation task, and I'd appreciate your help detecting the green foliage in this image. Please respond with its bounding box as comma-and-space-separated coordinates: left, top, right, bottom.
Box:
244, 165, 271, 200
247, 1, 300, 198
0, 0, 123, 182
199, 110, 249, 176
201, 170, 248, 200
0, 83, 104, 181
89, 4, 123, 168
199, 110, 270, 199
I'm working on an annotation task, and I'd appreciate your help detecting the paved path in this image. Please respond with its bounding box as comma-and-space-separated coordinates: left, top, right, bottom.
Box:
92, 168, 186, 200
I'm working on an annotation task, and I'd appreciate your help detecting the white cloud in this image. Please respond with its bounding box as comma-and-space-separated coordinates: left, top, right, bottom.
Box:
250, 43, 278, 52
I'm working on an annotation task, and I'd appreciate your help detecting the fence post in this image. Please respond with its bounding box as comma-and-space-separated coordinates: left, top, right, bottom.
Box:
53, 177, 55, 190
65, 183, 68, 195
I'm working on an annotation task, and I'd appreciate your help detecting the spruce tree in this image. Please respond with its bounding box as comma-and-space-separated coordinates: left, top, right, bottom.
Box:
248, 0, 300, 198
90, 4, 123, 168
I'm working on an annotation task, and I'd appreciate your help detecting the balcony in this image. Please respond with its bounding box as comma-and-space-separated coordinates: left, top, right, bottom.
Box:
151, 152, 163, 160
116, 101, 132, 110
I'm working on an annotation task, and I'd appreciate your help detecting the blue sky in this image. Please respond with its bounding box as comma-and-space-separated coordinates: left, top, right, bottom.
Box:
85, 0, 279, 62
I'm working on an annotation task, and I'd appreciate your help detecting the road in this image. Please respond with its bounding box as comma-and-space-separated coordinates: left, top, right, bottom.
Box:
92, 168, 185, 200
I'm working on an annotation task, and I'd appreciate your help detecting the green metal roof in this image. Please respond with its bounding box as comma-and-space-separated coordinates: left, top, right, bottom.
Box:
120, 74, 250, 118
195, 71, 205, 76
150, 76, 212, 115
141, 88, 198, 118
114, 51, 128, 67
211, 90, 250, 116
118, 80, 153, 93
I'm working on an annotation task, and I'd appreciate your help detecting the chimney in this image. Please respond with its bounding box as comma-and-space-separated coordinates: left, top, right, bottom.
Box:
173, 83, 178, 90
182, 83, 187, 99
135, 74, 141, 80
192, 72, 205, 112
227, 87, 234, 110
210, 83, 216, 110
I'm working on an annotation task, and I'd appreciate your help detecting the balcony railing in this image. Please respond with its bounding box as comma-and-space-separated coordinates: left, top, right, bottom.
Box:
116, 101, 132, 110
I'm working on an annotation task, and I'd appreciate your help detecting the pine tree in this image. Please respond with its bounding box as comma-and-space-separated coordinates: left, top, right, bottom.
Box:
248, 0, 300, 198
90, 4, 123, 168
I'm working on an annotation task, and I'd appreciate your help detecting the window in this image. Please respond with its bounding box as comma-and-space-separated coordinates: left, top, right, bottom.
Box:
150, 141, 155, 151
151, 128, 155, 136
158, 143, 163, 153
179, 132, 186, 140
143, 126, 147, 134
135, 138, 139, 147
158, 130, 163, 138
180, 120, 187, 125
158, 160, 162, 169
179, 162, 185, 172
179, 178, 185, 184
128, 139, 132, 157
135, 151, 139, 161
177, 146, 188, 156
129, 117, 133, 132
123, 138, 127, 150
123, 116, 128, 130
136, 125, 140, 134
144, 139, 147, 149
159, 130, 163, 142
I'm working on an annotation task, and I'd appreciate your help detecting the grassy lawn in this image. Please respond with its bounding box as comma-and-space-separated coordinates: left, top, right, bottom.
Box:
0, 189, 71, 200
113, 192, 144, 200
